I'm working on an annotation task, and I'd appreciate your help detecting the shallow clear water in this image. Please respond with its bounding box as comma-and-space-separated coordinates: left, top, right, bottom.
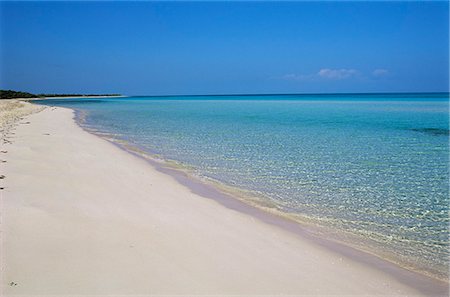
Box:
37, 94, 449, 278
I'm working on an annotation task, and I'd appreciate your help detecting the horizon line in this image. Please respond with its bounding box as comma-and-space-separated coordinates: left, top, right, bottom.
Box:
125, 91, 450, 98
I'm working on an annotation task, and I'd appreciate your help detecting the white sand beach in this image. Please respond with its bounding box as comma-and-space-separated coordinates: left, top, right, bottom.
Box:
0, 100, 448, 296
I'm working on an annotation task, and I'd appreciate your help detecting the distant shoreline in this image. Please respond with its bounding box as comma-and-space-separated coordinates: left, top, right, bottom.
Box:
3, 89, 449, 101
7, 95, 126, 101
37, 95, 126, 100
0, 89, 124, 100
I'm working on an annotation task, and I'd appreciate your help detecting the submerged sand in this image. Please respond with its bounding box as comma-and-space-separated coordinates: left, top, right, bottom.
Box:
0, 101, 448, 296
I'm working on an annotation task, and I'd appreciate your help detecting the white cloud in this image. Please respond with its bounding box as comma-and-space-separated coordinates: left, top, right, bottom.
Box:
372, 69, 389, 77
280, 73, 313, 81
317, 68, 359, 79
278, 68, 360, 82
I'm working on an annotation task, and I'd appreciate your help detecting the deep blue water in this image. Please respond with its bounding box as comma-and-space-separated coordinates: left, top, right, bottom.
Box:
36, 93, 449, 278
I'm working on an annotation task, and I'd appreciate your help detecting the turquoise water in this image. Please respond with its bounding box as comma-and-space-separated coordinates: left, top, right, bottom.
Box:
36, 94, 449, 278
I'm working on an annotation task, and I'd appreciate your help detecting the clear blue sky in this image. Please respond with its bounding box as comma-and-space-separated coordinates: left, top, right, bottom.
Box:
0, 1, 448, 95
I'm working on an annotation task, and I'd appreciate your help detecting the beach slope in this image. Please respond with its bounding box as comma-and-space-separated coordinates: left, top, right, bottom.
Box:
1, 102, 447, 296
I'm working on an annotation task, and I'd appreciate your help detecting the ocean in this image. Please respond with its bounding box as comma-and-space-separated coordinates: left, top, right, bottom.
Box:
36, 93, 449, 279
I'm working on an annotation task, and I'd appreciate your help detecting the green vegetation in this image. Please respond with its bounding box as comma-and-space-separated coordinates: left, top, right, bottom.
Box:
0, 90, 36, 99
0, 89, 121, 99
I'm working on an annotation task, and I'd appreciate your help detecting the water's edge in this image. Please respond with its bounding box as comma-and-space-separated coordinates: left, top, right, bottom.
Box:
54, 105, 448, 294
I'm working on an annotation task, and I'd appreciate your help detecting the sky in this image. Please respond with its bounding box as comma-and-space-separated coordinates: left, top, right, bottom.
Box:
0, 1, 448, 95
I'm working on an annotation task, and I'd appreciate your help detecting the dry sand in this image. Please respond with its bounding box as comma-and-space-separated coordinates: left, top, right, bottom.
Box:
0, 100, 448, 296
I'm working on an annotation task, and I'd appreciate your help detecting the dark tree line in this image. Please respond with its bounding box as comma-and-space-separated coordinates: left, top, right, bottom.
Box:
1, 89, 121, 99
0, 90, 36, 99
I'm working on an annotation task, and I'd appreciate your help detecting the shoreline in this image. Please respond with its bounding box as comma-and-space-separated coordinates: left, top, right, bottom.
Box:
38, 95, 126, 100
74, 107, 448, 283
0, 95, 126, 101
96, 128, 449, 282
57, 103, 450, 288
1, 101, 448, 295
